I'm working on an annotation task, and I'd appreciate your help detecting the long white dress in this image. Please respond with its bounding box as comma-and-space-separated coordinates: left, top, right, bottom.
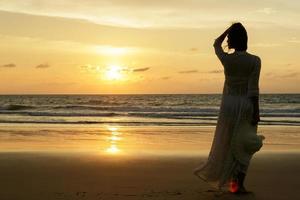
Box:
194, 39, 264, 189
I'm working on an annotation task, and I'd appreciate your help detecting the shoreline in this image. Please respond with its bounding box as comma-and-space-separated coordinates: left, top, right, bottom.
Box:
0, 125, 299, 153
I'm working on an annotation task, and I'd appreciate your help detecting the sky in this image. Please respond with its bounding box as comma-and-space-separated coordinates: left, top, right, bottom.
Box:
0, 0, 299, 94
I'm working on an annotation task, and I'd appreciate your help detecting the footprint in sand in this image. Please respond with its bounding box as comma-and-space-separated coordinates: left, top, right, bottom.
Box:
165, 190, 182, 196
76, 191, 87, 198
54, 192, 65, 200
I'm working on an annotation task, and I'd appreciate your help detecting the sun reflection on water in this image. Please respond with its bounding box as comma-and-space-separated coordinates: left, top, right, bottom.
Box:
106, 144, 120, 154
105, 126, 122, 155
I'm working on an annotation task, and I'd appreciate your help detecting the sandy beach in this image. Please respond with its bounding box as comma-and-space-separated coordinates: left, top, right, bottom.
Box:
0, 152, 299, 200
0, 125, 299, 200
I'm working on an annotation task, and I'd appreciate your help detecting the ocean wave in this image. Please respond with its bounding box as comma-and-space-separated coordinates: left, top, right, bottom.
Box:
0, 119, 298, 126
0, 104, 298, 115
0, 111, 120, 117
0, 104, 35, 111
0, 120, 214, 126
0, 105, 221, 113
0, 111, 218, 118
0, 110, 299, 118
261, 108, 300, 113
0, 95, 299, 127
0, 101, 298, 116
128, 112, 217, 118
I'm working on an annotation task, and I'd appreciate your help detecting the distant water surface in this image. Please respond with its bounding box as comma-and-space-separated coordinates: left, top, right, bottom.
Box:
0, 94, 299, 126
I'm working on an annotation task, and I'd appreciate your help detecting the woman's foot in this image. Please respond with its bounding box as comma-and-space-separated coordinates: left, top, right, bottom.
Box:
229, 180, 239, 193
229, 182, 250, 194
229, 172, 250, 194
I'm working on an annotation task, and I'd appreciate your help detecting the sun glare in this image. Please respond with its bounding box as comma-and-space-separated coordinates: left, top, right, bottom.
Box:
104, 65, 124, 81
108, 127, 119, 132
106, 144, 120, 154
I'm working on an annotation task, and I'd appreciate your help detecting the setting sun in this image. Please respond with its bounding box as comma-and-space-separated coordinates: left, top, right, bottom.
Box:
104, 65, 124, 81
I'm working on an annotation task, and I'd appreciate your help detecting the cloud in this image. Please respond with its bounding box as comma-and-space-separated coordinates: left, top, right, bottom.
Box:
189, 48, 198, 52
280, 72, 299, 78
1, 63, 16, 68
207, 70, 223, 74
161, 76, 171, 80
80, 65, 96, 70
36, 63, 50, 69
265, 71, 299, 78
252, 43, 281, 47
133, 67, 150, 72
256, 8, 277, 15
80, 65, 90, 69
79, 65, 101, 73
178, 70, 198, 74
288, 38, 300, 44
1, 1, 295, 30
264, 72, 274, 77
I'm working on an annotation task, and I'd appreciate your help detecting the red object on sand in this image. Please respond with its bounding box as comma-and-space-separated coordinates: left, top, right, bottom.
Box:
229, 180, 239, 193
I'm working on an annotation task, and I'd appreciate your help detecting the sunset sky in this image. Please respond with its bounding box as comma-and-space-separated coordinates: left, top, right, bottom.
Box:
0, 0, 299, 94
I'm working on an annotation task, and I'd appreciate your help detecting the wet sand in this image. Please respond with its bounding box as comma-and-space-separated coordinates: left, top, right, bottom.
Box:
1, 125, 299, 154
0, 125, 299, 199
0, 152, 299, 200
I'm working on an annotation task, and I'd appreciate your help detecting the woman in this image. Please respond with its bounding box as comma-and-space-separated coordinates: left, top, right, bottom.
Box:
194, 23, 265, 193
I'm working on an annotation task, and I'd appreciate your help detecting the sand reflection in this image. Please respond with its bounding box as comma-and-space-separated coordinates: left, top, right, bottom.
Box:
105, 126, 122, 154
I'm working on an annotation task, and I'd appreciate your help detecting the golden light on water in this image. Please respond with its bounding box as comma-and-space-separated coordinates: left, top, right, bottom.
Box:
110, 135, 121, 141
108, 127, 119, 132
105, 126, 122, 155
106, 144, 120, 154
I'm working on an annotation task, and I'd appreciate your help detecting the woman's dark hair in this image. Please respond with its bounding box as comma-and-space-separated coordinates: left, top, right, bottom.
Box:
227, 23, 248, 51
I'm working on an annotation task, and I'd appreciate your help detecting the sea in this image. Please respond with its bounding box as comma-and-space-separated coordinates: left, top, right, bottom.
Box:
0, 94, 299, 126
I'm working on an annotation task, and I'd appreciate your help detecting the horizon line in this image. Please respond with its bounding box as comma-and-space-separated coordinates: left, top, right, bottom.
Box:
0, 93, 299, 96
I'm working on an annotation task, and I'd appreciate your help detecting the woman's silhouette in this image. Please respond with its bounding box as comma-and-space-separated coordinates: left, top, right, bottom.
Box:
194, 23, 265, 193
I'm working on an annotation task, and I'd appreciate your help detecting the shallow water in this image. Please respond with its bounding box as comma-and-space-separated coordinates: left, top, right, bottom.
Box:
0, 125, 299, 155
0, 94, 299, 126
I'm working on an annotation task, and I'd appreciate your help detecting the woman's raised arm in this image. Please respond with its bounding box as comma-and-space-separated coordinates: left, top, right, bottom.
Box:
214, 27, 231, 62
